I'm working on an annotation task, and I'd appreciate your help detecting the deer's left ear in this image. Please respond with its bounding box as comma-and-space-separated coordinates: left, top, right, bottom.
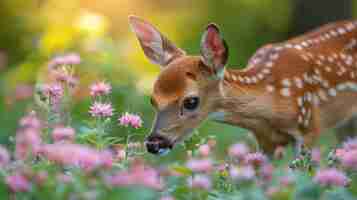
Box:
129, 15, 185, 67
200, 23, 229, 79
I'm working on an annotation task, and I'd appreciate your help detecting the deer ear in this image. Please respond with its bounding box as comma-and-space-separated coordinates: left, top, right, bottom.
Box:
129, 15, 185, 67
200, 23, 229, 79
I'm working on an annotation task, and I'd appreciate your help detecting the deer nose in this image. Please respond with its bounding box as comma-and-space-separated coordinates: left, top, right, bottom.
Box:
145, 134, 173, 155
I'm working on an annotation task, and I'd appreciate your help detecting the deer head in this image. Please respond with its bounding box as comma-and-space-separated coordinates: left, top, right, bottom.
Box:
129, 16, 229, 155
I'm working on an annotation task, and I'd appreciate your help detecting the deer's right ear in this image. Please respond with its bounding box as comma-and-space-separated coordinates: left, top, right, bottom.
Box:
129, 15, 185, 67
200, 23, 229, 79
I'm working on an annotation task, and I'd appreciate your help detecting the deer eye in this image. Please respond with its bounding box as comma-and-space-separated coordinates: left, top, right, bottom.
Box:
183, 96, 200, 111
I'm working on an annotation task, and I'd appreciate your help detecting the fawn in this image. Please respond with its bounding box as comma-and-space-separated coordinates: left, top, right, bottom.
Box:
129, 15, 357, 155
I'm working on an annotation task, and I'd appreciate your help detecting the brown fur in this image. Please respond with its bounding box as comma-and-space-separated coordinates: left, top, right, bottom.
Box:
133, 17, 357, 154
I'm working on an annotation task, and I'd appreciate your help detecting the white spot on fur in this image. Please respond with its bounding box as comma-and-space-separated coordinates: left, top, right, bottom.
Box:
297, 97, 303, 106
328, 88, 337, 97
280, 88, 291, 97
318, 89, 328, 101
281, 78, 291, 87
294, 77, 303, 89
266, 85, 275, 92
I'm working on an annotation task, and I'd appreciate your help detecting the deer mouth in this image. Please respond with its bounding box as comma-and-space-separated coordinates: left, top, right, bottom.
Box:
145, 135, 173, 155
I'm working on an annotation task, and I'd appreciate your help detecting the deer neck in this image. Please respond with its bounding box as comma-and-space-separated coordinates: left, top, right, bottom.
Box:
208, 71, 268, 130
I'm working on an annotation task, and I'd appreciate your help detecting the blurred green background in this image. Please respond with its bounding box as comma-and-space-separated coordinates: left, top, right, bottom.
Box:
0, 0, 357, 161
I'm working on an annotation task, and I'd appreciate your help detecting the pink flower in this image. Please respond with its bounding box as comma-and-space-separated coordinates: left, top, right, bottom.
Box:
338, 149, 357, 170
65, 53, 81, 65
90, 81, 112, 97
188, 175, 212, 190
42, 83, 64, 100
335, 148, 348, 158
52, 126, 75, 142
52, 72, 79, 88
244, 152, 267, 167
342, 137, 357, 150
19, 111, 41, 130
311, 148, 321, 163
314, 168, 349, 187
186, 158, 213, 173
228, 143, 249, 160
39, 143, 113, 172
160, 196, 175, 200
229, 165, 255, 181
260, 164, 274, 182
41, 83, 64, 109
15, 128, 42, 160
106, 164, 163, 190
89, 102, 114, 118
118, 112, 142, 128
48, 53, 81, 69
198, 144, 211, 157
16, 112, 42, 160
5, 173, 31, 192
0, 145, 10, 167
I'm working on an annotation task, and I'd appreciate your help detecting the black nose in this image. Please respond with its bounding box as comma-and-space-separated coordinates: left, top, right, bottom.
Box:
145, 135, 173, 155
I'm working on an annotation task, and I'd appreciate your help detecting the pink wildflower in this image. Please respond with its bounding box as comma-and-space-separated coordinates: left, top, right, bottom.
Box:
314, 168, 349, 187
5, 173, 31, 192
42, 83, 64, 100
89, 102, 114, 118
19, 111, 41, 130
229, 165, 255, 181
186, 158, 213, 173
188, 175, 212, 190
228, 143, 249, 160
16, 112, 42, 160
15, 128, 42, 160
39, 143, 113, 171
335, 148, 348, 158
52, 126, 75, 143
0, 145, 10, 167
260, 163, 274, 182
106, 163, 163, 190
48, 53, 81, 69
42, 83, 64, 110
52, 71, 79, 88
311, 148, 321, 163
244, 152, 267, 167
338, 149, 357, 170
342, 137, 357, 150
65, 53, 81, 65
90, 81, 112, 97
118, 112, 142, 128
160, 196, 175, 200
198, 144, 211, 157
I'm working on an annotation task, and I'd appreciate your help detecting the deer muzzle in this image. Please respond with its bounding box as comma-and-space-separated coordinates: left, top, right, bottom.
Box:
145, 134, 173, 155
